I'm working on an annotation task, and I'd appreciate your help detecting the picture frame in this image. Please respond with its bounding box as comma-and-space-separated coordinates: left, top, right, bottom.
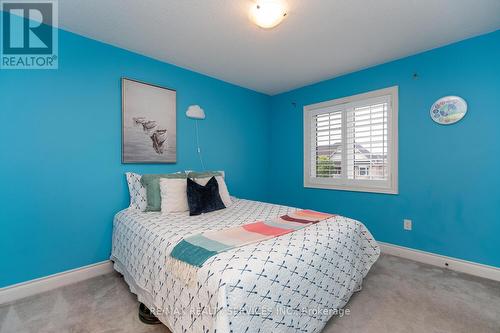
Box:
121, 78, 177, 163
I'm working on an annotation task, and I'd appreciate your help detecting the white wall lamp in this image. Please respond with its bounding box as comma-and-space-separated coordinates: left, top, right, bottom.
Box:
186, 105, 206, 170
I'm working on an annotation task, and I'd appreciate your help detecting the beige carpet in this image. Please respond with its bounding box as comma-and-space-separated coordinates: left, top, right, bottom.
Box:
1, 254, 499, 333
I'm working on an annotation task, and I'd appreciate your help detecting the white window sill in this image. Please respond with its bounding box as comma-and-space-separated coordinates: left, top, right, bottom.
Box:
304, 181, 398, 195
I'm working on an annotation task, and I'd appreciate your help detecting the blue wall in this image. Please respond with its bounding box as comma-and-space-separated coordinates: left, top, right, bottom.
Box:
268, 30, 500, 268
1, 24, 498, 288
0, 29, 271, 287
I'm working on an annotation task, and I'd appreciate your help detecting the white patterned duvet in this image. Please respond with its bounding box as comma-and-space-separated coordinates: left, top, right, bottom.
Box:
111, 198, 380, 333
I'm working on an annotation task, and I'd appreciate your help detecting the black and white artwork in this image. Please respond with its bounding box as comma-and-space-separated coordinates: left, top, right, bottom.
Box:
122, 78, 176, 163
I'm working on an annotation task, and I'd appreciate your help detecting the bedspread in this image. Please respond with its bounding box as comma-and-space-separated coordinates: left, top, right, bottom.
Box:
111, 198, 379, 333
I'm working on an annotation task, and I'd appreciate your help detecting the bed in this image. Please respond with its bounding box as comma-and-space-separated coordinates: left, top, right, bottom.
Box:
111, 198, 380, 333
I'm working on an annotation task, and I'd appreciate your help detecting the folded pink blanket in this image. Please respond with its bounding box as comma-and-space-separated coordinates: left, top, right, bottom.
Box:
167, 210, 334, 284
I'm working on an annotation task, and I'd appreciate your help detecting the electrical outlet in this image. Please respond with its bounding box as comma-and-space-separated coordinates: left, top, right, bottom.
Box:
403, 219, 412, 231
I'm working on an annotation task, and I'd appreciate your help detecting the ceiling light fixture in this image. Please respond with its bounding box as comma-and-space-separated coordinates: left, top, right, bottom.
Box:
250, 1, 287, 29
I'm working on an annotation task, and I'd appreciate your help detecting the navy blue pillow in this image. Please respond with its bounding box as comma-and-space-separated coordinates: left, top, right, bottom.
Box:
187, 177, 226, 216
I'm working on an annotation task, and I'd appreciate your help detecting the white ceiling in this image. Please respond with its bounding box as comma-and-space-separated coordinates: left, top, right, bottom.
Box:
58, 0, 500, 95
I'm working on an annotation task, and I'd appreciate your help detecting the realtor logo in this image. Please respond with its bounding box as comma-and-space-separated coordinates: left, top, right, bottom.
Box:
1, 0, 58, 69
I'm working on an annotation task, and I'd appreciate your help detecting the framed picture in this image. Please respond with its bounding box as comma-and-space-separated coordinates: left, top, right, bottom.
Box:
122, 78, 177, 163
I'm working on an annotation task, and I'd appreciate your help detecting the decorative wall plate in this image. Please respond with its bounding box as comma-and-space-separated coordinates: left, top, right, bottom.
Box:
430, 96, 467, 125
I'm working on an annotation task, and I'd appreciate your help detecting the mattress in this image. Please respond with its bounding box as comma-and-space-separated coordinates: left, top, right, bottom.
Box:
111, 198, 380, 333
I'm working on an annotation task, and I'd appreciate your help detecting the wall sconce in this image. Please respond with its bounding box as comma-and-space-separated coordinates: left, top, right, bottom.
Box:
186, 105, 206, 169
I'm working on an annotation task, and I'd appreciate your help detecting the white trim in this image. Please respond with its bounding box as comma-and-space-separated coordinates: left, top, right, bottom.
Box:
303, 86, 399, 194
1, 245, 498, 307
303, 182, 399, 194
0, 260, 113, 305
379, 241, 500, 282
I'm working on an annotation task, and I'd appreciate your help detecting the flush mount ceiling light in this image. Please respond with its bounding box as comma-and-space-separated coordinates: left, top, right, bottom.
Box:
250, 0, 287, 29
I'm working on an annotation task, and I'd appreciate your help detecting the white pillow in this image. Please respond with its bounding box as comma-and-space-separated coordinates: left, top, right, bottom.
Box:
125, 172, 147, 211
160, 178, 189, 213
194, 175, 232, 208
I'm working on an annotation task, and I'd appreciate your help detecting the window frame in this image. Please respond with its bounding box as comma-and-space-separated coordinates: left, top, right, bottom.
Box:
303, 86, 399, 194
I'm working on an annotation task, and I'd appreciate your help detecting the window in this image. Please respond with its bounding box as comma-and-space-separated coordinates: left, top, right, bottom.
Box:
358, 166, 369, 176
304, 86, 398, 194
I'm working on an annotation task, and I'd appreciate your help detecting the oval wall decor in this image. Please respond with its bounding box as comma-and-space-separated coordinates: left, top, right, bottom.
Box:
430, 96, 467, 125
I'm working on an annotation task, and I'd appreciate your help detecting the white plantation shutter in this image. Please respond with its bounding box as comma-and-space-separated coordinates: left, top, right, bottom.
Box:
346, 96, 390, 181
304, 87, 398, 194
313, 110, 342, 178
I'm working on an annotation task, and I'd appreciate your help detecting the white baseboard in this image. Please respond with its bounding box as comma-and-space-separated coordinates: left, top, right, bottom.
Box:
1, 243, 499, 305
379, 241, 500, 282
0, 260, 113, 305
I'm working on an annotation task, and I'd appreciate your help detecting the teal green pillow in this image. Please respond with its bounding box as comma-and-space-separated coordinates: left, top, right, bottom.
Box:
187, 171, 223, 178
141, 173, 187, 211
